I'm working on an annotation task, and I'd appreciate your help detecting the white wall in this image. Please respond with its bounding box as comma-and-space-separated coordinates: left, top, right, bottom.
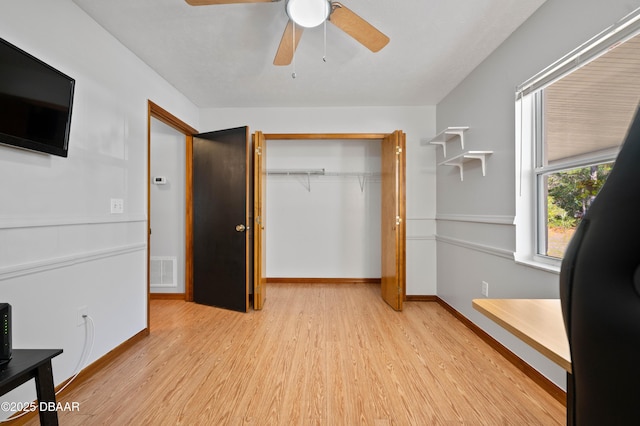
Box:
266, 139, 381, 278
199, 106, 437, 295
150, 118, 186, 293
435, 0, 640, 390
0, 0, 198, 415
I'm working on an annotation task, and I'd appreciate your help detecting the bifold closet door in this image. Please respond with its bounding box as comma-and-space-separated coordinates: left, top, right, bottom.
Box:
380, 130, 406, 311
253, 131, 267, 310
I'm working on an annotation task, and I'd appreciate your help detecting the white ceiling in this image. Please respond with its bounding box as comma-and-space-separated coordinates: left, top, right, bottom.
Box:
72, 0, 546, 108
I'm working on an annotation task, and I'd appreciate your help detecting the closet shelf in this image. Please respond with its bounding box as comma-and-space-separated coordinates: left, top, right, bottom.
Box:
423, 126, 469, 158
266, 169, 325, 192
266, 169, 380, 192
438, 151, 493, 181
266, 168, 326, 176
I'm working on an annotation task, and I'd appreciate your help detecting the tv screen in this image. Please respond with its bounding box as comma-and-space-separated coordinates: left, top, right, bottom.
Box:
0, 37, 75, 157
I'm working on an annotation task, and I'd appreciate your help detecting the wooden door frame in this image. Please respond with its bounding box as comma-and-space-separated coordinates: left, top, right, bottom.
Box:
258, 132, 406, 304
147, 101, 198, 330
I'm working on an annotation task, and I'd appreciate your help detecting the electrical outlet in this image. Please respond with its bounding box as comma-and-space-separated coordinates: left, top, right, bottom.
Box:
481, 281, 489, 297
110, 198, 124, 214
77, 306, 88, 326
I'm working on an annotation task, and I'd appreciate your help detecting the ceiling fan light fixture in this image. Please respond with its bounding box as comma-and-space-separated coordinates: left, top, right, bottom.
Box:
286, 0, 330, 28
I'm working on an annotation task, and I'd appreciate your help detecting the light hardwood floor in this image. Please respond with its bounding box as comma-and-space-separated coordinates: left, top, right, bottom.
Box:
27, 283, 565, 425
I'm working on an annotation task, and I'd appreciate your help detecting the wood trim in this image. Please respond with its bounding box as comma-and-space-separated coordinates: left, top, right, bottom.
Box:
435, 297, 567, 406
146, 102, 152, 337
58, 329, 149, 392
148, 100, 198, 135
8, 329, 149, 425
150, 293, 186, 300
263, 133, 387, 140
266, 277, 382, 285
147, 100, 199, 322
405, 295, 438, 302
185, 135, 194, 302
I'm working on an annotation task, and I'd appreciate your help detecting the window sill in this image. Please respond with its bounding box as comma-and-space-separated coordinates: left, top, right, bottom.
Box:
514, 254, 561, 274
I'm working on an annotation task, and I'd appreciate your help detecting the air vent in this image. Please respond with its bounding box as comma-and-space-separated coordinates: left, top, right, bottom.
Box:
150, 257, 177, 288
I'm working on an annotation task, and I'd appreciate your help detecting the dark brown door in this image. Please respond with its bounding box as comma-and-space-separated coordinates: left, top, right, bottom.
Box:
192, 127, 251, 312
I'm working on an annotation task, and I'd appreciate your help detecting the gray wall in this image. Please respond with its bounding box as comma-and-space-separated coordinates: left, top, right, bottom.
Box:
435, 0, 640, 390
150, 118, 186, 293
266, 139, 382, 279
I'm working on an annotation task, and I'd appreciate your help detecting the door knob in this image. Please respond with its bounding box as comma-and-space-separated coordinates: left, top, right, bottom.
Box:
235, 224, 246, 232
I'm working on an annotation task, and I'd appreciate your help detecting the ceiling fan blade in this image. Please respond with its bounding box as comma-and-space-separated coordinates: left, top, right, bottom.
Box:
329, 2, 389, 52
185, 0, 277, 5
273, 20, 304, 66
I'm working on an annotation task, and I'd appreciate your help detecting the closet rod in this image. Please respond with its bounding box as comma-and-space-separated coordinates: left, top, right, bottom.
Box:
267, 169, 380, 193
266, 168, 325, 176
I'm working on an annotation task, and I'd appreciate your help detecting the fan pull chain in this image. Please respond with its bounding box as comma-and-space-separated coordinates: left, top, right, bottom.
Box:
323, 20, 327, 62
292, 22, 297, 79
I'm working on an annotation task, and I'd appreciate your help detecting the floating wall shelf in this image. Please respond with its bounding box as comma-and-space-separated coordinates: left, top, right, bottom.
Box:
438, 151, 493, 181
424, 126, 469, 158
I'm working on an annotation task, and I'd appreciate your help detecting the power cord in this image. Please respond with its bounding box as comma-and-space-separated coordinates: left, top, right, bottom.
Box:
56, 314, 95, 395
0, 314, 95, 423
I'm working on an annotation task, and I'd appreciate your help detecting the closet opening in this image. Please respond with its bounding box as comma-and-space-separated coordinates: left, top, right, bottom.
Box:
255, 132, 406, 311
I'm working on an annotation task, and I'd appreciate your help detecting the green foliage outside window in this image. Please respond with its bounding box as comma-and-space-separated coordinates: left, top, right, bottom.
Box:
546, 163, 613, 229
547, 196, 575, 228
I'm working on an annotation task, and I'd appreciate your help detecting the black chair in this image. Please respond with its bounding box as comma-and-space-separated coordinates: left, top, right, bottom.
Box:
560, 105, 640, 425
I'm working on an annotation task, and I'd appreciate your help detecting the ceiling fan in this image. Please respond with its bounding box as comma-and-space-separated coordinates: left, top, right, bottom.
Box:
185, 0, 390, 66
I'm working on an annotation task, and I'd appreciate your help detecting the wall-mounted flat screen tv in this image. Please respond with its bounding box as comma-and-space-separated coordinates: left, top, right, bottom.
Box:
0, 37, 75, 157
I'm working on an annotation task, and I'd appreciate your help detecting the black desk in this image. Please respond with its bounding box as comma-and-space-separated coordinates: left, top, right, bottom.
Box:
1, 349, 63, 426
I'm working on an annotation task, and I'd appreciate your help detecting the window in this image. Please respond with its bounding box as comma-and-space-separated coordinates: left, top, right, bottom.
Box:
516, 8, 640, 266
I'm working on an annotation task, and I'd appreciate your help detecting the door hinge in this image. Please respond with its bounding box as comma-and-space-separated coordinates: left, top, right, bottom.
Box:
256, 215, 261, 225
398, 286, 402, 295
395, 216, 402, 225
396, 146, 402, 155
255, 146, 262, 155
